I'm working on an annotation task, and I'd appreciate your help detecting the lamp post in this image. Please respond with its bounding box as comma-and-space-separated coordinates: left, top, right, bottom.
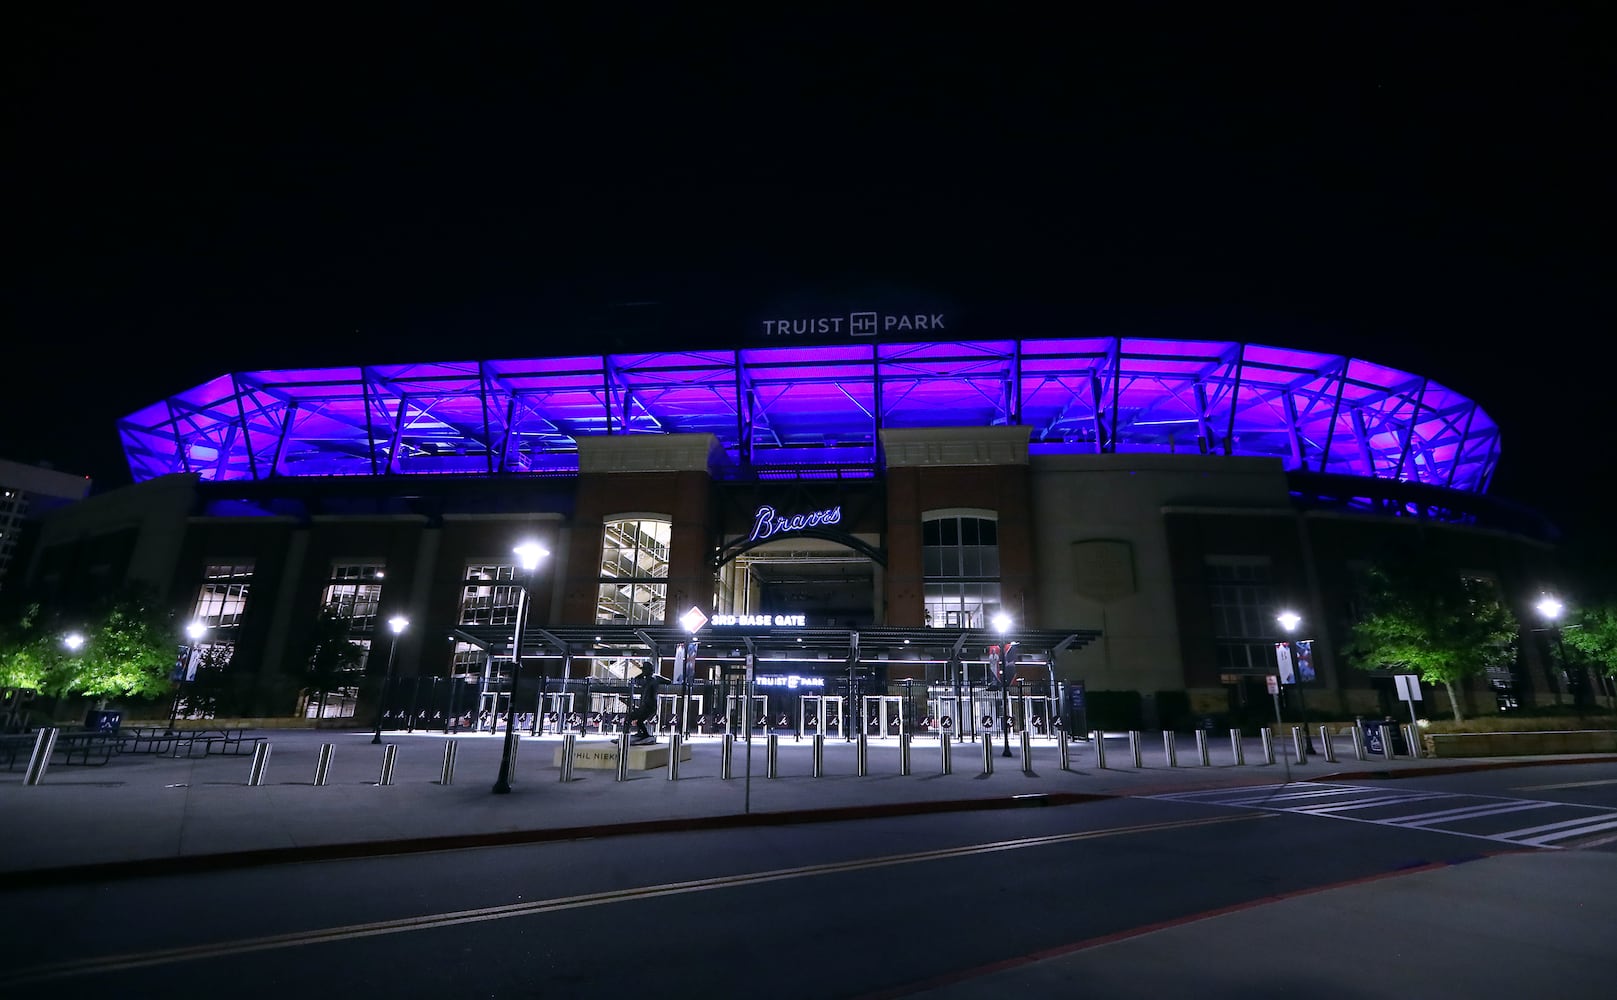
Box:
371, 615, 410, 744
169, 622, 208, 730
993, 611, 1014, 757
1275, 610, 1316, 752
1535, 594, 1581, 713
679, 606, 706, 738
494, 540, 549, 794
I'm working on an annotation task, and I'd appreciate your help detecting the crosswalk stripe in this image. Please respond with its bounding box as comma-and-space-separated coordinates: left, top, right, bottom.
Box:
1293, 794, 1444, 814
1392, 801, 1557, 827
1509, 816, 1617, 847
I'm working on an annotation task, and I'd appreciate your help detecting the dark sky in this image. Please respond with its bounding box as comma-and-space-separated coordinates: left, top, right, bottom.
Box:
4, 7, 1611, 552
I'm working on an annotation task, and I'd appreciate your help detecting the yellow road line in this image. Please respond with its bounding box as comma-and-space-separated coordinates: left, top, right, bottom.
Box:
12, 812, 1267, 983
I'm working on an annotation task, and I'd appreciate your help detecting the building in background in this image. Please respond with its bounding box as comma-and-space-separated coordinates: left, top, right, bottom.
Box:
11, 311, 1566, 729
0, 457, 92, 595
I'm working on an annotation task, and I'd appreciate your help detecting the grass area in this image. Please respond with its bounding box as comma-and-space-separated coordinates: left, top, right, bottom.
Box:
1420, 712, 1617, 735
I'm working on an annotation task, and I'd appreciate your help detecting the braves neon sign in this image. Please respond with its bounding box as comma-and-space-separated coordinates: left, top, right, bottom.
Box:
749, 504, 842, 542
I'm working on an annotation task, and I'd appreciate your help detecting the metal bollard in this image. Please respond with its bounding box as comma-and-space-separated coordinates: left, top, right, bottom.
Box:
1351, 725, 1366, 761
247, 741, 271, 786
981, 732, 994, 774
667, 733, 682, 780
561, 733, 576, 782
1093, 731, 1107, 769
1384, 726, 1397, 762
1291, 726, 1307, 764
939, 732, 953, 774
1403, 724, 1421, 759
614, 734, 629, 783
378, 743, 399, 785
1230, 729, 1245, 766
1196, 728, 1210, 766
1129, 730, 1143, 768
1260, 728, 1275, 765
812, 733, 825, 777
1163, 731, 1178, 767
1059, 733, 1071, 771
1319, 725, 1337, 763
767, 733, 780, 778
900, 733, 912, 776
23, 727, 58, 786
440, 741, 458, 785
314, 743, 335, 786
1020, 730, 1033, 774
720, 733, 734, 779
856, 732, 868, 777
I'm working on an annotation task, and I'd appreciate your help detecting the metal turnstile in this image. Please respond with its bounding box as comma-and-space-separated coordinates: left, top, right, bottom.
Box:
726, 694, 768, 735
1015, 695, 1056, 736
540, 692, 576, 733
655, 693, 704, 735
861, 695, 906, 739
477, 692, 510, 732
799, 695, 845, 737
926, 695, 960, 736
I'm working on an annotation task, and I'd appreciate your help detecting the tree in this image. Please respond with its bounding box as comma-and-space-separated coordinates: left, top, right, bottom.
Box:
0, 593, 175, 707
301, 606, 367, 718
0, 603, 54, 692
1343, 556, 1518, 723
1562, 597, 1617, 708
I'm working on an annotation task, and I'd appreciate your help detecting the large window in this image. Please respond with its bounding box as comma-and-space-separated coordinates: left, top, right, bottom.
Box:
1206, 557, 1279, 673
597, 518, 671, 625
923, 512, 1001, 629
193, 562, 253, 629
458, 563, 522, 627
306, 562, 385, 718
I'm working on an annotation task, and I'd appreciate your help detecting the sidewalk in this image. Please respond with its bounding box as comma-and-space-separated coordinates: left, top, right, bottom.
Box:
4, 726, 1613, 885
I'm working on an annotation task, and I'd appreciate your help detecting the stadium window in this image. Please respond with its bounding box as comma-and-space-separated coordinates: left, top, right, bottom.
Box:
596, 518, 670, 625
1205, 556, 1280, 673
922, 511, 1000, 629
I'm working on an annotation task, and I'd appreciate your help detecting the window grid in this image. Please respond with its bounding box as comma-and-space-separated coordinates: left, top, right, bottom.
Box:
596, 519, 671, 625
322, 562, 385, 633
192, 563, 254, 629
1206, 560, 1280, 675
458, 563, 522, 627
922, 514, 1001, 630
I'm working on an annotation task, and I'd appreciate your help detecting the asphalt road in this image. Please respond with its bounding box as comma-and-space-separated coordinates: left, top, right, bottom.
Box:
5, 762, 1616, 999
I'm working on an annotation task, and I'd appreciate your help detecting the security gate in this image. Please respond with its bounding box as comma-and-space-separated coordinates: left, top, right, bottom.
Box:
861, 695, 906, 738
799, 695, 844, 737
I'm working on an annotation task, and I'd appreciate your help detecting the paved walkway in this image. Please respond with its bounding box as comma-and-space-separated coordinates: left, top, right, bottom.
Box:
4, 726, 1613, 883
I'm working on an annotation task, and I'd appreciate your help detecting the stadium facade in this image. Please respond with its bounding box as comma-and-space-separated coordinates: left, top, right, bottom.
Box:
22, 310, 1567, 732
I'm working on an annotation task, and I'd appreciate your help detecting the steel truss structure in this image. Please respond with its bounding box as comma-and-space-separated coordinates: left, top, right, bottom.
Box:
121, 337, 1497, 492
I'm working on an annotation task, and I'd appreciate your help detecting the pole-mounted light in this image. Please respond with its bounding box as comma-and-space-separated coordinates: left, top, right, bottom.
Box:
372, 615, 409, 744
495, 539, 549, 793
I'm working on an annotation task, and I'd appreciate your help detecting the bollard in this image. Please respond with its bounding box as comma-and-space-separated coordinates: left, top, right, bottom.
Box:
1384, 725, 1397, 763
378, 743, 399, 785
767, 733, 780, 778
440, 740, 458, 785
856, 732, 868, 777
981, 732, 994, 775
1093, 731, 1107, 769
1318, 725, 1337, 763
314, 743, 335, 786
1291, 726, 1307, 764
1129, 730, 1143, 768
1351, 725, 1366, 761
1196, 728, 1210, 766
614, 734, 630, 782
900, 733, 912, 776
561, 733, 576, 782
247, 741, 271, 786
667, 733, 682, 780
1162, 731, 1178, 767
1058, 733, 1071, 771
812, 734, 825, 777
1020, 730, 1033, 774
23, 727, 58, 786
1230, 729, 1245, 766
1403, 724, 1421, 759
939, 732, 953, 775
720, 733, 734, 779
1260, 728, 1275, 765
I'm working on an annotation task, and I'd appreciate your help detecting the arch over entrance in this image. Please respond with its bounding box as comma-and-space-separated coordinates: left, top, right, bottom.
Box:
715, 533, 884, 629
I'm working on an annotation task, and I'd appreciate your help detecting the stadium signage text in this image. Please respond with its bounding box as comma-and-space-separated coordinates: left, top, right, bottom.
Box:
750, 504, 842, 541
755, 673, 826, 689
710, 613, 808, 627
762, 311, 946, 337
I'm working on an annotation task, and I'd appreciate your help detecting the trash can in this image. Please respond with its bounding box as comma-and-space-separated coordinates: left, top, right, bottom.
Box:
1362, 719, 1408, 756
84, 709, 123, 733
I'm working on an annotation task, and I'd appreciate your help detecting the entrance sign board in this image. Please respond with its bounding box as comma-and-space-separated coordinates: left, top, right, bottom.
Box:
750, 504, 842, 542
710, 613, 808, 627
755, 674, 826, 689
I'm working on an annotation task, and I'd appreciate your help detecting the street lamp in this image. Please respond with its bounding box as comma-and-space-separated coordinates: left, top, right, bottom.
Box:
1536, 594, 1580, 711
371, 614, 409, 744
63, 632, 85, 652
679, 606, 705, 738
1275, 609, 1316, 752
993, 611, 1014, 757
169, 622, 209, 730
494, 540, 549, 794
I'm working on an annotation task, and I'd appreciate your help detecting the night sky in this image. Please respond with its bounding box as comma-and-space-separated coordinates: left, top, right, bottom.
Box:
5, 7, 1611, 558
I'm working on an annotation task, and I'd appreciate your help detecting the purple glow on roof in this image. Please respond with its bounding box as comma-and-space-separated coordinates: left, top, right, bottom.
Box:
118, 338, 1499, 491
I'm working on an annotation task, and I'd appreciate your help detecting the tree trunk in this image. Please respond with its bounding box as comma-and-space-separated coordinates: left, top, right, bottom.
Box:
1443, 679, 1464, 723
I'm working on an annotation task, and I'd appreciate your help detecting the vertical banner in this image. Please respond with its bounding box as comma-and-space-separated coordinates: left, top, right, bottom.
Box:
1295, 639, 1315, 682
673, 643, 688, 684
989, 645, 1003, 686
172, 645, 193, 682
1275, 642, 1296, 685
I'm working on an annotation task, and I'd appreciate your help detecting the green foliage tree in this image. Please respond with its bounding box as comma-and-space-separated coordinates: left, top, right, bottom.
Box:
1562, 597, 1617, 707
0, 593, 176, 706
0, 603, 54, 692
302, 606, 367, 718
1343, 557, 1519, 723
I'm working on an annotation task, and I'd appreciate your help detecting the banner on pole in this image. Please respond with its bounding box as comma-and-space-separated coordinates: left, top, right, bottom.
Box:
1275, 642, 1296, 685
1296, 639, 1315, 682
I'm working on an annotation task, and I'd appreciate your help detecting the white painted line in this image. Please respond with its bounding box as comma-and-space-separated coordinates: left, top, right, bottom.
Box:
1513, 778, 1617, 791
1391, 800, 1556, 827
1511, 816, 1617, 847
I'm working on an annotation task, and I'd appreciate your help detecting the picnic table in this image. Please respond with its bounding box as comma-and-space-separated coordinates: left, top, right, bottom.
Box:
0, 728, 118, 769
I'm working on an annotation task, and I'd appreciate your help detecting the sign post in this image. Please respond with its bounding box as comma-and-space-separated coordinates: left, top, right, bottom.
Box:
1396, 674, 1423, 755
1266, 674, 1283, 729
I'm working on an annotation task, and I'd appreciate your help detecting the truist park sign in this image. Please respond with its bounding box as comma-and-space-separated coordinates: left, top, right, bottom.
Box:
762, 311, 946, 337
750, 504, 842, 542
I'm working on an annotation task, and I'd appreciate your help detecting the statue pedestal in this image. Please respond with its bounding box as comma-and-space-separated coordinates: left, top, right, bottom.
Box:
552, 740, 693, 771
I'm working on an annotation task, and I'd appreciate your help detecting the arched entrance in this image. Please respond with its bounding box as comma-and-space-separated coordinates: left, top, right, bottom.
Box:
715, 532, 884, 629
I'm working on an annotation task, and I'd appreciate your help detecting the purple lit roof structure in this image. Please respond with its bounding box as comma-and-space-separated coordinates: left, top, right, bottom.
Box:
120, 338, 1498, 492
